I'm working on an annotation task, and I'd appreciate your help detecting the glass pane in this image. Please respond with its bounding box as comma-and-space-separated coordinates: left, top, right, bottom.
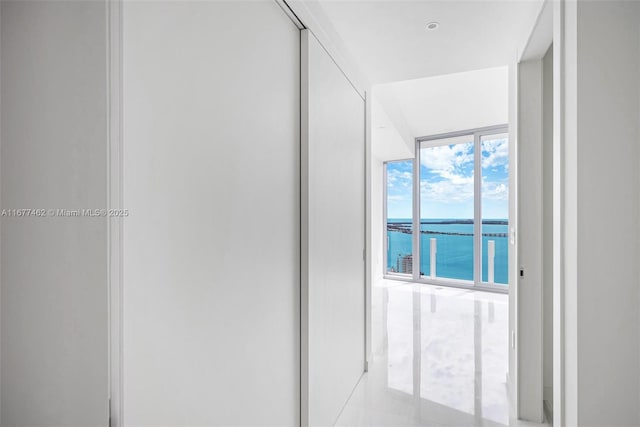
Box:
386, 160, 413, 274
419, 137, 475, 281
481, 133, 509, 285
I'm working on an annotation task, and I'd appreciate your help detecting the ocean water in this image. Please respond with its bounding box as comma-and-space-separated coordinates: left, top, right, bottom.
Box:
387, 218, 509, 285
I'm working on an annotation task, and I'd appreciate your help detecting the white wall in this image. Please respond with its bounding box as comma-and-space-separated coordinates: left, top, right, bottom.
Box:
575, 2, 639, 423
122, 2, 300, 424
0, 1, 109, 425
558, 1, 640, 425
301, 29, 366, 427
542, 44, 553, 408
371, 96, 413, 162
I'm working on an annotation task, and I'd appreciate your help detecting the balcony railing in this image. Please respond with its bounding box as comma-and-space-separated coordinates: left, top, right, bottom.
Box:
387, 221, 507, 285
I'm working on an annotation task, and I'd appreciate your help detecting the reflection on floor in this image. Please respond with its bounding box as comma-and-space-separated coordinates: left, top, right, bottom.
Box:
336, 279, 538, 427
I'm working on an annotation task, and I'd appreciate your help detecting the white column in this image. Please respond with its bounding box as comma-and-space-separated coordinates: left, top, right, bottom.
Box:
488, 240, 495, 283
430, 238, 437, 278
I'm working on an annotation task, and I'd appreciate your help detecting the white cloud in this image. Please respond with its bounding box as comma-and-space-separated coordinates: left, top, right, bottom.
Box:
387, 194, 406, 203
387, 168, 413, 190
482, 180, 508, 201
421, 178, 508, 203
410, 140, 509, 205
421, 143, 473, 176
482, 138, 508, 169
440, 170, 473, 185
421, 179, 473, 203
420, 143, 474, 202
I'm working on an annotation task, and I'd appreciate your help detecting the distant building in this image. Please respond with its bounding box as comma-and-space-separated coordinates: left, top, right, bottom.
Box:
396, 254, 412, 274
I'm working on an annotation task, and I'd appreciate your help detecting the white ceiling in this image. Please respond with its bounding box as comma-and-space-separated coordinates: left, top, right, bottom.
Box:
375, 66, 509, 138
317, 0, 544, 84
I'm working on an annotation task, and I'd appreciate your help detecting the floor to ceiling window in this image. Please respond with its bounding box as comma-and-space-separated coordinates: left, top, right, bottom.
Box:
385, 125, 509, 290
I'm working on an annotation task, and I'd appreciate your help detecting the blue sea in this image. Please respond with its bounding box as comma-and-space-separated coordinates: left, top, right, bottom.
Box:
387, 218, 508, 285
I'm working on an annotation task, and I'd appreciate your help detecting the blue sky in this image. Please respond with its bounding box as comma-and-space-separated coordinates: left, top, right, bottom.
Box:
386, 137, 509, 219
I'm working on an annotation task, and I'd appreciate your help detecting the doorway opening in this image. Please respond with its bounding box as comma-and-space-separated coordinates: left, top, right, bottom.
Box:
357, 66, 516, 426
384, 126, 510, 293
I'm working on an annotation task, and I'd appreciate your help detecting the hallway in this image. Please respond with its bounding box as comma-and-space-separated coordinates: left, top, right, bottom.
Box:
336, 280, 513, 426
2, 1, 639, 425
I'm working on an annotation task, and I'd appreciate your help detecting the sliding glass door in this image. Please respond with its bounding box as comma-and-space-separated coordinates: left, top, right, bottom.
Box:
384, 126, 509, 291
419, 135, 475, 282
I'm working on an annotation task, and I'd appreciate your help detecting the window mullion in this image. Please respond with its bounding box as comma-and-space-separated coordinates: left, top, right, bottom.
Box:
412, 140, 421, 281
474, 133, 482, 286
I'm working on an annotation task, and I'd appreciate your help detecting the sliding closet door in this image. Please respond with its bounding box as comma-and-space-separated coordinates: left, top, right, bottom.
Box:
1, 1, 109, 425
302, 30, 366, 427
123, 2, 300, 425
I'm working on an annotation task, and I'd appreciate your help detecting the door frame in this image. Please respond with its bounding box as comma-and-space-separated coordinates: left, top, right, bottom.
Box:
108, 0, 123, 425
514, 0, 554, 422
412, 125, 509, 293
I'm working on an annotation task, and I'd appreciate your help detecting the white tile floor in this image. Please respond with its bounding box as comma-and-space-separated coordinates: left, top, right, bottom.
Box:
335, 279, 546, 427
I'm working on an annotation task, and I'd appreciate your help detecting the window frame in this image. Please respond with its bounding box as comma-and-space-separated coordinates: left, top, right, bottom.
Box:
383, 159, 415, 279
383, 124, 509, 294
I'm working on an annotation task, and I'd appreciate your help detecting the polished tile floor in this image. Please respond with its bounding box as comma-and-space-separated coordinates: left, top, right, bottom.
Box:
335, 279, 542, 427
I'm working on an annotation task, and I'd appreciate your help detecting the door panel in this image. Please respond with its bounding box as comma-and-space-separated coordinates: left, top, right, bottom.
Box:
122, 1, 300, 424
302, 29, 366, 427
419, 138, 475, 282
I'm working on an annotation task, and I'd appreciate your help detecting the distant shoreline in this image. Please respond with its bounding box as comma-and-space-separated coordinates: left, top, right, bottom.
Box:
387, 219, 508, 225
387, 219, 508, 237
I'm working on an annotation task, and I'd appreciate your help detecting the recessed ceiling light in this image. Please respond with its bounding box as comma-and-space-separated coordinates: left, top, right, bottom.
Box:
426, 21, 440, 31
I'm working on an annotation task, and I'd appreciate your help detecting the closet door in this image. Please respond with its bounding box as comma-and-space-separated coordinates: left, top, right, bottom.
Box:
1, 1, 110, 425
122, 1, 300, 425
302, 29, 367, 427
